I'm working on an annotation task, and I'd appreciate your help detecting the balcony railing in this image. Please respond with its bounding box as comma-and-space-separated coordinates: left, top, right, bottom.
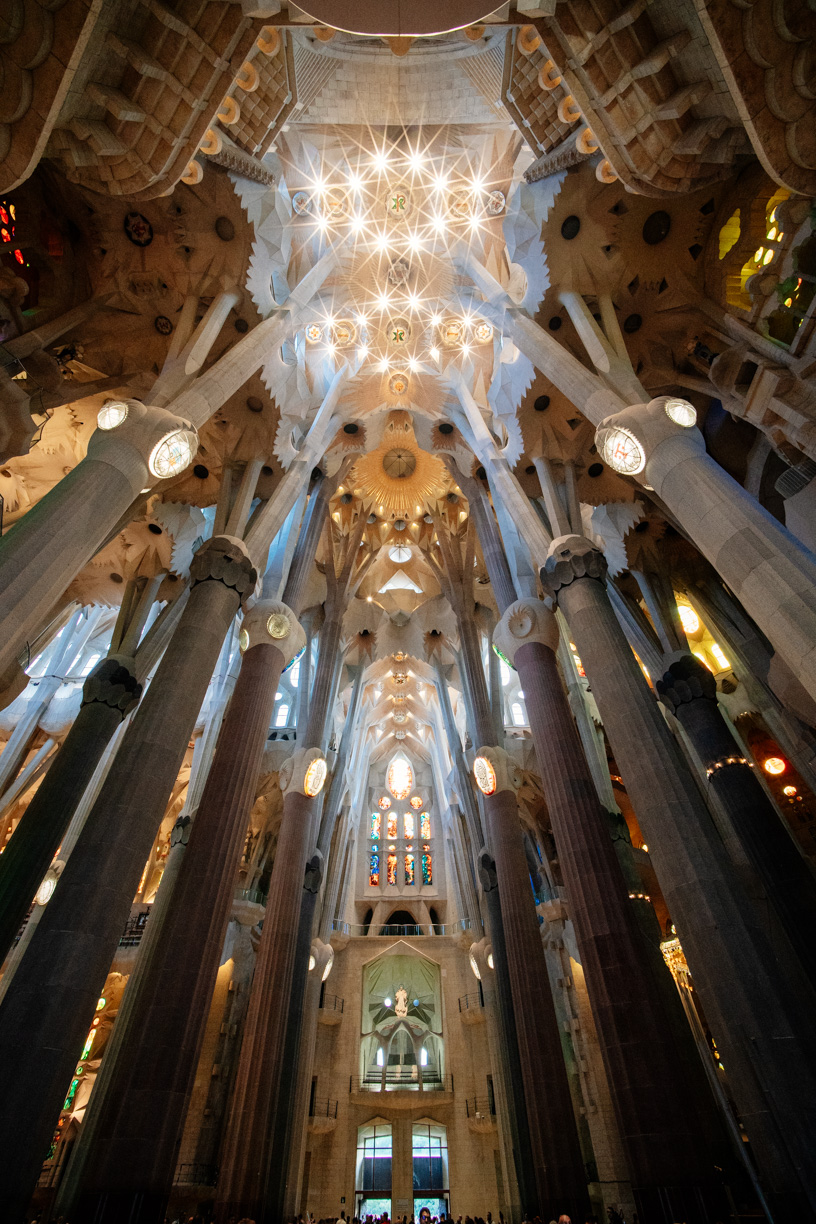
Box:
309, 1097, 338, 1119
319, 992, 345, 1014
173, 1162, 218, 1186
118, 911, 149, 947
458, 992, 484, 1013
465, 1097, 496, 1119
350, 1072, 454, 1094
332, 918, 471, 938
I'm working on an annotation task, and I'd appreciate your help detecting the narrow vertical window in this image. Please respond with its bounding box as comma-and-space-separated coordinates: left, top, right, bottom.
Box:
421, 845, 432, 885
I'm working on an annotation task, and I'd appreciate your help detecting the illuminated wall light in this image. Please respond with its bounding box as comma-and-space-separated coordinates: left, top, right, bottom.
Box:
429, 347, 440, 360
677, 604, 700, 635
357, 346, 369, 360
711, 643, 730, 671
763, 756, 786, 776
431, 313, 442, 326
783, 785, 797, 796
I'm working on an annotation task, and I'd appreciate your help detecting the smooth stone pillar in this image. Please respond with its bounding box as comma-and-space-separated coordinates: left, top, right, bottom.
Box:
498, 603, 724, 1221
0, 656, 141, 963
543, 535, 816, 1223
72, 605, 304, 1224
476, 750, 589, 1220
215, 770, 322, 1222
0, 400, 197, 677
657, 653, 816, 988
0, 537, 256, 1223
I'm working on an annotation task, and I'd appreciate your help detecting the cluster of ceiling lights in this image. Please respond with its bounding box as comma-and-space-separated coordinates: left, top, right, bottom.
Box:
296, 142, 504, 383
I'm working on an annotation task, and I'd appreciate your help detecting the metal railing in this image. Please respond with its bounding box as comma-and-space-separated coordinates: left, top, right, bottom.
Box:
465, 1097, 496, 1119
309, 1097, 338, 1119
173, 1162, 218, 1186
332, 918, 471, 938
118, 911, 149, 947
319, 992, 345, 1014
350, 1072, 454, 1094
458, 992, 484, 1013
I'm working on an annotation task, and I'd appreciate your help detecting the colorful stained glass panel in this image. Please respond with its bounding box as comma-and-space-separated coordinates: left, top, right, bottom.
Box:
420, 811, 431, 839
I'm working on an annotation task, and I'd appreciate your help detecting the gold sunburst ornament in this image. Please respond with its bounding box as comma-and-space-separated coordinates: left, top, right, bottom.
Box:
352, 411, 446, 515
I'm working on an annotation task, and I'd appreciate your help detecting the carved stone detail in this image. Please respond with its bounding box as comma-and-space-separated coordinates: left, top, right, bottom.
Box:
540, 535, 607, 598
656, 653, 717, 713
81, 654, 141, 717
190, 536, 257, 605
494, 597, 558, 666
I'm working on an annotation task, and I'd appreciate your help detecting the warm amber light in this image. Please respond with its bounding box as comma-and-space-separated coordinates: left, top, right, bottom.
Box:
783, 785, 797, 797
474, 755, 497, 795
763, 756, 786, 776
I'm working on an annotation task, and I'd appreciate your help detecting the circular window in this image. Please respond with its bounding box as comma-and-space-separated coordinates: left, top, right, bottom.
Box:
97, 401, 129, 431
587, 462, 604, 477
343, 423, 359, 434
600, 426, 645, 475
560, 215, 581, 240
534, 395, 550, 412
548, 316, 562, 331
267, 612, 291, 639
623, 314, 642, 333
388, 371, 409, 396
439, 422, 454, 435
193, 464, 209, 479
642, 211, 671, 245
389, 544, 411, 563
382, 448, 417, 479
149, 430, 196, 479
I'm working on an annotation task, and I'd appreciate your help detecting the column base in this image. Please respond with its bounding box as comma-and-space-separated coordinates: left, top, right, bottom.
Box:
632, 1180, 730, 1224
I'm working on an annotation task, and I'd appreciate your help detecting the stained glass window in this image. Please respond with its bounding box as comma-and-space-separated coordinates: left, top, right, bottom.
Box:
405, 852, 415, 885
370, 851, 380, 886
387, 851, 398, 886
410, 795, 423, 810
387, 811, 398, 839
371, 813, 381, 838
378, 796, 391, 810
404, 811, 415, 839
420, 811, 431, 839
421, 845, 432, 885
387, 757, 413, 800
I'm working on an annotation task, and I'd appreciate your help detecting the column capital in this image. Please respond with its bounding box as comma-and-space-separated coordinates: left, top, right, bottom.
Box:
279, 747, 328, 798
190, 536, 258, 608
494, 597, 558, 666
540, 534, 607, 598
594, 395, 704, 481
239, 600, 306, 668
473, 745, 521, 797
80, 654, 142, 718
656, 652, 718, 713
87, 398, 199, 492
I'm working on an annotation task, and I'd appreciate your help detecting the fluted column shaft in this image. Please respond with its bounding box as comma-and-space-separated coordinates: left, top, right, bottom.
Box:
73, 641, 285, 1223
215, 788, 318, 1221
546, 543, 816, 1222
515, 639, 719, 1214
0, 658, 140, 963
481, 784, 589, 1218
657, 655, 816, 989
454, 606, 587, 1218
0, 538, 255, 1223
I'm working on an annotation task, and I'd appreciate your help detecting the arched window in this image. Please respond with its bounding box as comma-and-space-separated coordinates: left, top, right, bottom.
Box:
404, 812, 415, 839
371, 812, 381, 838
386, 850, 398, 886
387, 755, 413, 799
421, 845, 432, 885
511, 701, 526, 726
386, 811, 398, 839
369, 849, 380, 886
420, 811, 431, 839
274, 703, 290, 727
404, 851, 415, 885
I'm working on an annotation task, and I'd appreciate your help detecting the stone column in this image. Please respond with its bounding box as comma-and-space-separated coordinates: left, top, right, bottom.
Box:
0, 399, 198, 677
543, 535, 816, 1221
215, 753, 326, 1221
0, 536, 256, 1222
593, 395, 816, 705
473, 749, 589, 1219
495, 601, 724, 1220
0, 655, 140, 963
657, 653, 816, 989
71, 604, 305, 1224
